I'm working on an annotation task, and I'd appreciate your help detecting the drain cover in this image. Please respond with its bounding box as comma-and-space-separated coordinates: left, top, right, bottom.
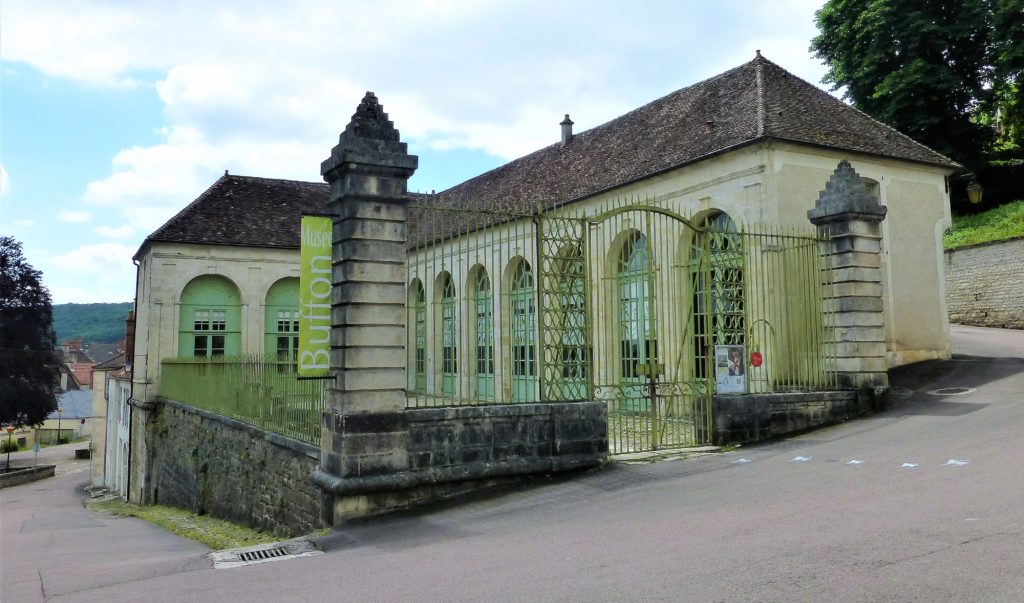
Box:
210, 540, 322, 569
927, 387, 976, 396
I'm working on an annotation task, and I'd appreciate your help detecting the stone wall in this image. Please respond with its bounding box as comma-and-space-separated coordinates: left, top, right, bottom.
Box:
945, 238, 1024, 329
314, 401, 607, 521
150, 400, 323, 537
712, 391, 859, 444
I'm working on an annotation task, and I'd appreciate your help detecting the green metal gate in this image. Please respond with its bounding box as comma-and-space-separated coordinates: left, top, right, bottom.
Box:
539, 206, 716, 454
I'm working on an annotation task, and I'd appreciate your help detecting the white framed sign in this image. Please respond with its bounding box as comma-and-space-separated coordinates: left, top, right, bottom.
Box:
715, 344, 747, 394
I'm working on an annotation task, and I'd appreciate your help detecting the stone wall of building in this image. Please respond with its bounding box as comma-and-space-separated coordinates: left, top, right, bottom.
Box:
945, 238, 1024, 329
150, 400, 323, 537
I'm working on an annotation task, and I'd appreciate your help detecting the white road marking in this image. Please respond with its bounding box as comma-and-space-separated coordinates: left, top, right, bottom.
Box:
732, 458, 753, 464
944, 459, 969, 466
901, 463, 919, 468
791, 456, 812, 462
847, 460, 864, 465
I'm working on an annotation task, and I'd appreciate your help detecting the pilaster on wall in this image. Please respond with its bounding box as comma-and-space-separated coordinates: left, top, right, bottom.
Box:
808, 160, 890, 396
316, 92, 418, 521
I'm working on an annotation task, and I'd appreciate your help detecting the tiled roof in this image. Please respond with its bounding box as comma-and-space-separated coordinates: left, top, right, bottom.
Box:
92, 352, 125, 371
138, 174, 330, 255
142, 54, 957, 250
436, 53, 958, 214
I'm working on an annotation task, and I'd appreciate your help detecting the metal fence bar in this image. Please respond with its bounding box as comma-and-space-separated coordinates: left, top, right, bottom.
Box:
159, 355, 326, 446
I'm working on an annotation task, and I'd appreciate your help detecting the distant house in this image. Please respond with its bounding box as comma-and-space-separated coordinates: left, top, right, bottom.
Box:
38, 390, 93, 444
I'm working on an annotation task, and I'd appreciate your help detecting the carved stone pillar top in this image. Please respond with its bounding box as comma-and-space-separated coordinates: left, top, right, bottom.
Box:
321, 92, 419, 196
808, 160, 887, 226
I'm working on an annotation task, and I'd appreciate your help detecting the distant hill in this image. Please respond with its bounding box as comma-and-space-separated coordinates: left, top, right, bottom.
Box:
53, 302, 134, 345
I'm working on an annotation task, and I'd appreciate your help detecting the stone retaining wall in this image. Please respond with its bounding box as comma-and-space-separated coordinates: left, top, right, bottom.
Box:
150, 400, 323, 537
315, 401, 607, 521
712, 391, 860, 444
945, 238, 1024, 329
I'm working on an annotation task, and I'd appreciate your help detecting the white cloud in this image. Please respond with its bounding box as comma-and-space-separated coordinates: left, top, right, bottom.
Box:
40, 243, 137, 304
58, 210, 93, 223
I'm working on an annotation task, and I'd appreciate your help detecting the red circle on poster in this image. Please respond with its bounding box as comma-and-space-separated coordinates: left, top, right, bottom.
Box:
750, 351, 763, 367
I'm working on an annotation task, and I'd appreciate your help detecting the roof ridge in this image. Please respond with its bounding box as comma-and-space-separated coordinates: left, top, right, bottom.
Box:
221, 173, 327, 186
441, 56, 764, 196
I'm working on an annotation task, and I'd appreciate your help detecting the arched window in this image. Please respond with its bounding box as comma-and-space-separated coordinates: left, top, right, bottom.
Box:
690, 212, 744, 379
265, 278, 299, 369
411, 280, 427, 393
438, 273, 457, 396
510, 260, 537, 401
558, 244, 587, 399
618, 232, 656, 383
178, 275, 241, 357
472, 269, 494, 400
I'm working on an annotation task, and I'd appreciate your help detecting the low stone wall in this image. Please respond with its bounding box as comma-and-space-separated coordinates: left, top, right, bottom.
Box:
712, 391, 859, 444
0, 465, 56, 489
150, 400, 323, 537
314, 401, 607, 521
945, 238, 1024, 329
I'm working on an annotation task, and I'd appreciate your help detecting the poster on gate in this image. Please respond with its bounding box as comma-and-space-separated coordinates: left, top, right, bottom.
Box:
715, 345, 747, 394
298, 214, 333, 378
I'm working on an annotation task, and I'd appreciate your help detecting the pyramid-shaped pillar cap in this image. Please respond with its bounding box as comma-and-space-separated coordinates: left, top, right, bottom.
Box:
808, 160, 887, 225
321, 91, 418, 180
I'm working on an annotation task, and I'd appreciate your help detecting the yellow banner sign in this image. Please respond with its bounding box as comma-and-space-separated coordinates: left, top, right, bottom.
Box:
299, 215, 332, 377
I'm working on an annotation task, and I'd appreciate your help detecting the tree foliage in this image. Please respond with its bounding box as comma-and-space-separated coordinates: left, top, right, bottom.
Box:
0, 237, 60, 426
811, 0, 1024, 168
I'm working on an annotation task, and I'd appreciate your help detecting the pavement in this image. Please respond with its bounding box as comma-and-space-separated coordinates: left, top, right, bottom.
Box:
2, 324, 1023, 602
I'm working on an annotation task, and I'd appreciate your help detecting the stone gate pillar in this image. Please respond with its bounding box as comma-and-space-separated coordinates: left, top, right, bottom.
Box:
808, 160, 890, 409
313, 92, 418, 523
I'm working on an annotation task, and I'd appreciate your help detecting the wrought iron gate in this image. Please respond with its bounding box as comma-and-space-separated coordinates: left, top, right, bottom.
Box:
539, 206, 717, 454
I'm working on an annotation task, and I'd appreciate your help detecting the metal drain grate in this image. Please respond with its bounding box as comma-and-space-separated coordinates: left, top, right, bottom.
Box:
210, 540, 322, 569
238, 546, 289, 562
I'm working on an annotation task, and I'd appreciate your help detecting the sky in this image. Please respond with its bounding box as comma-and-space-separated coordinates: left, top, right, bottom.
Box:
0, 0, 833, 304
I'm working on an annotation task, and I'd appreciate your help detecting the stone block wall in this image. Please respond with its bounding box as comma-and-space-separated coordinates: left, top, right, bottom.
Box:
712, 391, 858, 444
406, 401, 607, 474
945, 238, 1024, 329
150, 400, 323, 537
314, 401, 607, 521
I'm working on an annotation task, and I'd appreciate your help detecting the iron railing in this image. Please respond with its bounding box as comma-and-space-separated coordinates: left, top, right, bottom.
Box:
159, 355, 327, 446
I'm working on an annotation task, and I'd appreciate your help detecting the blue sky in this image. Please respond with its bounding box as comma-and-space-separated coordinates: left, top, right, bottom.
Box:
1, 0, 831, 304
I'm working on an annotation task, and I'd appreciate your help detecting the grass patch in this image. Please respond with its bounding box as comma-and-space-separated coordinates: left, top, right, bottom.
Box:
86, 498, 280, 550
944, 200, 1024, 250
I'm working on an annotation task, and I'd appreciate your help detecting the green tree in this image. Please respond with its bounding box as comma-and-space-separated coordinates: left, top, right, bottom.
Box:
0, 237, 60, 426
811, 0, 1023, 167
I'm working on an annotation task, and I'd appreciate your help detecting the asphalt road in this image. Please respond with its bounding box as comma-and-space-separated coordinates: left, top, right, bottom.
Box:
3, 325, 1023, 602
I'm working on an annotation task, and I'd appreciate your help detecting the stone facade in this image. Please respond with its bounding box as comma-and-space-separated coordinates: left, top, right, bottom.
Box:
150, 400, 323, 537
945, 237, 1024, 329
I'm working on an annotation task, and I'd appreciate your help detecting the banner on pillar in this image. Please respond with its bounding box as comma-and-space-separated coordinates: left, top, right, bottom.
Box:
298, 214, 333, 378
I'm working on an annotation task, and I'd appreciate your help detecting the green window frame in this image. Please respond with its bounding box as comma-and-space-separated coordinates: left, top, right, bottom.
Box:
265, 278, 300, 371
510, 260, 537, 401
474, 270, 494, 400
179, 275, 241, 358
618, 233, 656, 384
413, 281, 427, 393
440, 274, 457, 396
690, 212, 744, 380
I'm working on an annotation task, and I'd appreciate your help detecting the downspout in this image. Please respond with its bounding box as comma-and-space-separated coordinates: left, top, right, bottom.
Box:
125, 257, 140, 500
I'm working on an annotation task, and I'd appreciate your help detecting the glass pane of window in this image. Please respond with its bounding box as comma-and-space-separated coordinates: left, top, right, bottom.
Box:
211, 335, 225, 356
194, 335, 208, 357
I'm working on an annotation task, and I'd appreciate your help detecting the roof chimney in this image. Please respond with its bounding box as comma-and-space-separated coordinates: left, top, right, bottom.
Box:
560, 114, 574, 146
